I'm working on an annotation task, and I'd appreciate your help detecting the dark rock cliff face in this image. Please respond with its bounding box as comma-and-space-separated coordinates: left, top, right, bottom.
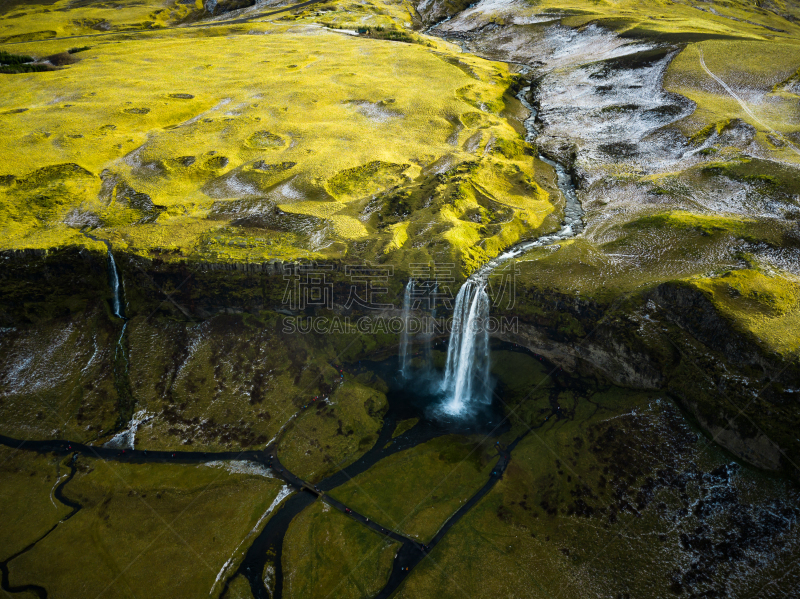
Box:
1, 249, 797, 477
495, 278, 799, 476
116, 254, 403, 320
0, 248, 109, 326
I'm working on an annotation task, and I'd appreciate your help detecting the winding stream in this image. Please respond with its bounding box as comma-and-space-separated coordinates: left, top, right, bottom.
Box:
0, 453, 81, 599
233, 354, 516, 598
0, 334, 539, 599
0, 393, 524, 599
435, 82, 583, 415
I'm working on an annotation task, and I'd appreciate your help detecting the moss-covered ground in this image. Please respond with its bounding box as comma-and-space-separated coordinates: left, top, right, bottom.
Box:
392, 417, 418, 438
3, 456, 286, 598
125, 310, 400, 467
329, 434, 496, 541
282, 500, 398, 599
125, 312, 313, 451
525, 0, 800, 40
395, 381, 800, 598
693, 267, 800, 355
665, 39, 800, 165
0, 446, 73, 562
512, 211, 800, 356
278, 380, 388, 481
220, 574, 255, 599
0, 0, 558, 275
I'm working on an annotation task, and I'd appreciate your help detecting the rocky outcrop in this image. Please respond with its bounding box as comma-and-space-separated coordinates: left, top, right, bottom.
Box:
416, 0, 473, 26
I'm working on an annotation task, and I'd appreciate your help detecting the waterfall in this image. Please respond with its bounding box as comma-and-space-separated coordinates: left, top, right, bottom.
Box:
399, 279, 412, 379
107, 249, 128, 371
108, 250, 124, 319
398, 83, 586, 418
440, 279, 492, 415
424, 282, 437, 365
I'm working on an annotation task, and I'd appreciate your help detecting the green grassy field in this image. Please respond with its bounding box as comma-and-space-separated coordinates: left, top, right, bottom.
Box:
329, 434, 496, 541
395, 388, 800, 598
282, 500, 399, 598
278, 380, 388, 481
4, 457, 286, 598
0, 447, 73, 562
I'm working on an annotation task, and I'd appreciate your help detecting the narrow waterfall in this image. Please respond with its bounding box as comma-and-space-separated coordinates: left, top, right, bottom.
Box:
107, 249, 128, 371
399, 279, 412, 379
108, 250, 125, 319
440, 279, 492, 415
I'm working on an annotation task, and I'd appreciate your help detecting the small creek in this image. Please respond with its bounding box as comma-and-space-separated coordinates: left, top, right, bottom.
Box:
233, 352, 515, 598
0, 453, 81, 599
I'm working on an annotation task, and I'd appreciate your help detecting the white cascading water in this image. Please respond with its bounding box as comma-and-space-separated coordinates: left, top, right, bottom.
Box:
395, 84, 582, 417
399, 279, 413, 378
107, 249, 128, 370
440, 279, 492, 415
108, 250, 124, 319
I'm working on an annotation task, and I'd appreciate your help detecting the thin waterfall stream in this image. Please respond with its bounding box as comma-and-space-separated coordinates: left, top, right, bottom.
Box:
107, 248, 129, 368
104, 245, 137, 442
399, 279, 412, 379
82, 229, 136, 442
100, 242, 128, 364
108, 249, 125, 320
406, 82, 585, 416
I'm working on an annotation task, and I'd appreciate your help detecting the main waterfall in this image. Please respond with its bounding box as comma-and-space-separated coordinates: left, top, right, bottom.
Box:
399, 279, 413, 379
396, 84, 584, 418
440, 279, 492, 415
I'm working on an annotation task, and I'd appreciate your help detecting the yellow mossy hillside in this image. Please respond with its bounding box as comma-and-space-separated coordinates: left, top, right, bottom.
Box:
0, 0, 198, 43
0, 12, 554, 272
691, 268, 800, 356
664, 40, 800, 164
385, 220, 409, 253
543, 0, 800, 40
